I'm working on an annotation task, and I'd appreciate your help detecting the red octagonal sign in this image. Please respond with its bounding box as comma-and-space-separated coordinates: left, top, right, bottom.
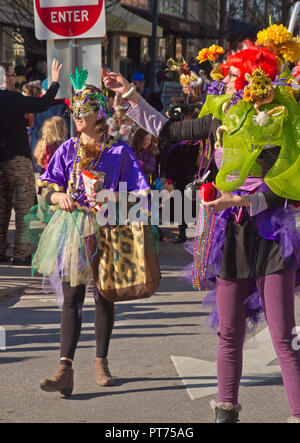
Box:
34, 0, 105, 40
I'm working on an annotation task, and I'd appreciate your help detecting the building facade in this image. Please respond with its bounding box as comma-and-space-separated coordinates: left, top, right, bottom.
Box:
120, 0, 218, 66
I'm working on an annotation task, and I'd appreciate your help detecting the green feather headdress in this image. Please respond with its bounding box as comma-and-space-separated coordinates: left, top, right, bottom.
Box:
69, 67, 88, 92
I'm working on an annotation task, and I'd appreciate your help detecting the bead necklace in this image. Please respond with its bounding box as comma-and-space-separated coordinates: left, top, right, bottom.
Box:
69, 135, 107, 196
192, 205, 216, 291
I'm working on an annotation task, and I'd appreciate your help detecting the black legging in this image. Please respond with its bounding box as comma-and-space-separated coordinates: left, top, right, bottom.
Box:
60, 282, 115, 360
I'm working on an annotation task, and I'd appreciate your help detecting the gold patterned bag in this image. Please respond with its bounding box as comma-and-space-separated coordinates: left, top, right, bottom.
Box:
87, 223, 161, 302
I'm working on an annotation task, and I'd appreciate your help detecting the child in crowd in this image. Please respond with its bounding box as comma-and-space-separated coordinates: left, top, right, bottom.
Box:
131, 127, 159, 185
34, 116, 67, 172
33, 116, 67, 222
108, 108, 135, 143
131, 128, 168, 243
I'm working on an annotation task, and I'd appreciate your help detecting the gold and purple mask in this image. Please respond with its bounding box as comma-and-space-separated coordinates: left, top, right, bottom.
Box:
71, 84, 109, 119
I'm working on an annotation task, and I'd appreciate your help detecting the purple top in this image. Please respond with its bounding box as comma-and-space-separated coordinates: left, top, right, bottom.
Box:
37, 137, 150, 210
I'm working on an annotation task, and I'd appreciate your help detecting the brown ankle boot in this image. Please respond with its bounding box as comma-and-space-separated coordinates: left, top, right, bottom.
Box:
94, 357, 114, 386
39, 365, 74, 397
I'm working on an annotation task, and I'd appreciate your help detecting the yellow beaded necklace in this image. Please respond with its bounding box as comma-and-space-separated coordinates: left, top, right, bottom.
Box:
69, 135, 107, 196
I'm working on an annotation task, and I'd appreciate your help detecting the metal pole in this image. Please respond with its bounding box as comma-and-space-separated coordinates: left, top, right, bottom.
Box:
150, 0, 158, 92
288, 2, 300, 33
69, 39, 76, 138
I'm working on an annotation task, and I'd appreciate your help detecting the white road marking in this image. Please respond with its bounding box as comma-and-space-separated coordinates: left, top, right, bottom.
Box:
171, 327, 282, 400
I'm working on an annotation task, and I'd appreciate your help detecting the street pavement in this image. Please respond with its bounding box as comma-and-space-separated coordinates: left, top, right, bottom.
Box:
1, 216, 300, 424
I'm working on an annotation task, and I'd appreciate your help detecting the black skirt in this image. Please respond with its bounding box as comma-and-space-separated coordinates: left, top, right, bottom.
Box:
220, 212, 288, 280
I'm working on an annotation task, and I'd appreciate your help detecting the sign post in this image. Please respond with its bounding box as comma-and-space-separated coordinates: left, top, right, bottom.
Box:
33, 0, 106, 135
34, 0, 105, 40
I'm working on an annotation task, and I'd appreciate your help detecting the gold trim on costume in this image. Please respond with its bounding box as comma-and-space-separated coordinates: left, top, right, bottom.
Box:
36, 178, 65, 193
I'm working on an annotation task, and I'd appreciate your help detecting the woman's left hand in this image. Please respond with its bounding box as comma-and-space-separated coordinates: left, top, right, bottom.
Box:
201, 187, 250, 214
84, 192, 97, 205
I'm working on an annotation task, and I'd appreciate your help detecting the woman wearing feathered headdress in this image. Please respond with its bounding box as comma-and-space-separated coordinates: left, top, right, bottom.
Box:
34, 69, 159, 397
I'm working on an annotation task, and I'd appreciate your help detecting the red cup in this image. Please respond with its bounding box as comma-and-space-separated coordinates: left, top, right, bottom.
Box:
199, 183, 217, 202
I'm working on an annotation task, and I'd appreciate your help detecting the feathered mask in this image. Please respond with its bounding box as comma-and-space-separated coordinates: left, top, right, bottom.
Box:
69, 68, 108, 119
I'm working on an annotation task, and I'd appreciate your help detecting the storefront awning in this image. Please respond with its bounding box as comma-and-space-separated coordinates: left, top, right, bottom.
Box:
0, 6, 33, 28
106, 3, 163, 38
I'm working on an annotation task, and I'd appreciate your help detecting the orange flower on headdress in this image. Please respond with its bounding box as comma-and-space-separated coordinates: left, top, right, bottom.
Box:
197, 45, 224, 64
208, 45, 225, 61
197, 48, 211, 64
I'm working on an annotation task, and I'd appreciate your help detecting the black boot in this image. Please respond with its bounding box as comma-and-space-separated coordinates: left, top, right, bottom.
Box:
173, 224, 187, 244
210, 400, 241, 423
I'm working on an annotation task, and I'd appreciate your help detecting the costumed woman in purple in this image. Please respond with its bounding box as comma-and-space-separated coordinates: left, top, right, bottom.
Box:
103, 25, 300, 423
35, 69, 159, 397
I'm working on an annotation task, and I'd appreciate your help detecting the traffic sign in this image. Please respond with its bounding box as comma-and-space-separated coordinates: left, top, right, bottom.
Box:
34, 0, 106, 40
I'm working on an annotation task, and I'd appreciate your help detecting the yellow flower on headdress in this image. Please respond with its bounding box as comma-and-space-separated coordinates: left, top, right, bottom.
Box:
211, 63, 224, 81
278, 37, 300, 64
242, 68, 272, 104
256, 24, 292, 47
243, 87, 253, 102
256, 24, 300, 64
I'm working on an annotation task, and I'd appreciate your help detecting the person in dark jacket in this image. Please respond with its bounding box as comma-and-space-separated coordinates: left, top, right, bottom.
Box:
0, 59, 62, 265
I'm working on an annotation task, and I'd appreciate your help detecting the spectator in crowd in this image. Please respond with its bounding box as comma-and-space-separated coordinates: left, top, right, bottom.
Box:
111, 109, 135, 143
131, 127, 168, 243
33, 116, 67, 222
22, 82, 42, 98
131, 127, 159, 185
155, 56, 169, 94
189, 57, 200, 76
34, 116, 67, 173
139, 54, 151, 88
0, 59, 62, 265
22, 83, 42, 145
132, 72, 163, 111
30, 95, 70, 166
15, 64, 27, 91
35, 60, 47, 82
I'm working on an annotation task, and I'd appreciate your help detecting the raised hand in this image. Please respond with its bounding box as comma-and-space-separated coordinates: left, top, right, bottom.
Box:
51, 58, 63, 83
102, 68, 130, 95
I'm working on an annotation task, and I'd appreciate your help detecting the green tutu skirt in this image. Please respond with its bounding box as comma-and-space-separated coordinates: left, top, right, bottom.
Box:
32, 208, 97, 288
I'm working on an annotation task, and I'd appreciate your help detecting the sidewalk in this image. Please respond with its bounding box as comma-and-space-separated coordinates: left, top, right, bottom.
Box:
0, 211, 42, 303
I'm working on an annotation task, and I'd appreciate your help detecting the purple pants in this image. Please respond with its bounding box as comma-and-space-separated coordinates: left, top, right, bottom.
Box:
216, 268, 300, 417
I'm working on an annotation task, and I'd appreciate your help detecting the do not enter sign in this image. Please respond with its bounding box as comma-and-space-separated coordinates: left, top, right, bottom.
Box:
34, 0, 106, 40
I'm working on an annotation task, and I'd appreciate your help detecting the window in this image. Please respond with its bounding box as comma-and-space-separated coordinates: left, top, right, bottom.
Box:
160, 0, 185, 17
120, 0, 151, 9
